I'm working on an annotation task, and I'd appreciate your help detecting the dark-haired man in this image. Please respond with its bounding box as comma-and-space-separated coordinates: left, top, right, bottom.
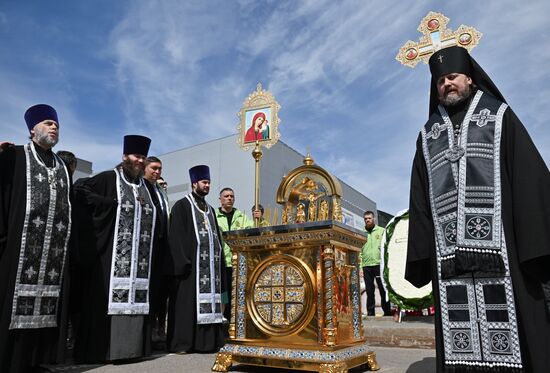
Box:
166, 165, 225, 353
0, 104, 72, 372
406, 46, 550, 372
215, 187, 254, 323
360, 211, 390, 317
57, 150, 77, 177
74, 135, 156, 363
144, 156, 170, 348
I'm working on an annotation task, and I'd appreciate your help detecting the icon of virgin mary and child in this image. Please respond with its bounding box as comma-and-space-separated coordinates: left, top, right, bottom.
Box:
244, 111, 270, 143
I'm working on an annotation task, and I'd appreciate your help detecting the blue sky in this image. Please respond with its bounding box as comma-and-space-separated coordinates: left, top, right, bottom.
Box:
1, 1, 549, 214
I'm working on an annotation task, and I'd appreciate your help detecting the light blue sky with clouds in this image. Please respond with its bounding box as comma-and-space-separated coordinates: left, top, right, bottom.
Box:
1, 1, 549, 214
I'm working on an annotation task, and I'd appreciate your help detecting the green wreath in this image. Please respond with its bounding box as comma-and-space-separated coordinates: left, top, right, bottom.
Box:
382, 210, 433, 310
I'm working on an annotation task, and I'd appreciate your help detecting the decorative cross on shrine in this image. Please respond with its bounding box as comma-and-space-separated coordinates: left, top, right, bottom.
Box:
35, 173, 45, 182
121, 228, 132, 240
25, 266, 38, 279
143, 204, 153, 215
32, 216, 45, 228
138, 258, 149, 271
471, 108, 496, 127
59, 178, 65, 188
396, 12, 482, 67
55, 221, 66, 232
199, 227, 208, 238
121, 200, 134, 212
214, 252, 220, 261
215, 276, 220, 286
200, 274, 210, 285
200, 251, 209, 261
48, 268, 59, 281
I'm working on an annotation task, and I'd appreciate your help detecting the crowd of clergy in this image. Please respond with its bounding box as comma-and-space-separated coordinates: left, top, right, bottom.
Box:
0, 110, 258, 372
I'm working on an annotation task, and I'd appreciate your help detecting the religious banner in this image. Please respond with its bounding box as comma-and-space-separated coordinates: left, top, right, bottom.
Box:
237, 83, 281, 151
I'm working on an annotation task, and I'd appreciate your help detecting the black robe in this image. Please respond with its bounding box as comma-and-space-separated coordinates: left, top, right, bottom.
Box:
166, 193, 225, 353
73, 170, 152, 363
146, 180, 170, 321
406, 107, 550, 372
0, 145, 71, 373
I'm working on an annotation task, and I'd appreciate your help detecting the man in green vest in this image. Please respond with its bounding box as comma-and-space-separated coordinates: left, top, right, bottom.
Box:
216, 188, 255, 322
360, 210, 391, 316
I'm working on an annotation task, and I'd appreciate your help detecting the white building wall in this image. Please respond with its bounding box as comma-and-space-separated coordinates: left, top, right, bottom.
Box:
158, 134, 377, 227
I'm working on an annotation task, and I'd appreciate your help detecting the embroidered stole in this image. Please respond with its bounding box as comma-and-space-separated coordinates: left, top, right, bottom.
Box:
107, 169, 156, 315
185, 194, 223, 325
10, 143, 71, 329
421, 91, 522, 369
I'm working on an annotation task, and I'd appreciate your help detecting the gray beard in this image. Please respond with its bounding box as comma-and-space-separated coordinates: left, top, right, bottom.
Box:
34, 131, 58, 148
440, 86, 471, 107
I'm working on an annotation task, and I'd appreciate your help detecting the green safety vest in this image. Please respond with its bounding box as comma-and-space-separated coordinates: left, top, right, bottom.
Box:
215, 208, 254, 267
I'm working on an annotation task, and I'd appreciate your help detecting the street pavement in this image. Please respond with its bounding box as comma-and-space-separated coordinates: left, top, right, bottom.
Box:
47, 346, 435, 373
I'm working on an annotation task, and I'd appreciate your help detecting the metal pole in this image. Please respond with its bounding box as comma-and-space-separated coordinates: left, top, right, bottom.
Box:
252, 139, 263, 227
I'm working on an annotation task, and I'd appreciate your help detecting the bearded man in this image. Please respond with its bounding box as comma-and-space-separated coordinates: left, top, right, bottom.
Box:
406, 46, 550, 372
165, 165, 226, 353
73, 135, 157, 363
0, 104, 72, 373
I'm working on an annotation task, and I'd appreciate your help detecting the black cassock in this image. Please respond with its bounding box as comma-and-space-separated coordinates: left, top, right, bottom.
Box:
73, 170, 154, 363
0, 145, 71, 373
407, 108, 550, 373
166, 194, 226, 353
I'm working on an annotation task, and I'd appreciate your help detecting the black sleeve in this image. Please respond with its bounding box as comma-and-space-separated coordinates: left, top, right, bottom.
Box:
0, 145, 16, 257
405, 134, 435, 288
166, 199, 192, 276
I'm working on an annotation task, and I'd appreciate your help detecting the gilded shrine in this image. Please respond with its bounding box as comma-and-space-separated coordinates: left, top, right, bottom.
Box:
212, 156, 379, 373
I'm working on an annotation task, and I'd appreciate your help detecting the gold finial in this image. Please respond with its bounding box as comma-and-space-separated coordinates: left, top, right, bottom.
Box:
303, 152, 314, 166
396, 11, 482, 68
256, 82, 263, 92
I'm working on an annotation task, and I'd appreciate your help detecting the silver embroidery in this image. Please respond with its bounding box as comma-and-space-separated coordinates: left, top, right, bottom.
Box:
107, 169, 156, 315
10, 143, 71, 329
420, 92, 522, 368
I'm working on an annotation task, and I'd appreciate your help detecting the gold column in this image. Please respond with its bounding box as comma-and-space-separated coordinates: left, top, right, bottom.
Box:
252, 140, 263, 227
322, 245, 337, 346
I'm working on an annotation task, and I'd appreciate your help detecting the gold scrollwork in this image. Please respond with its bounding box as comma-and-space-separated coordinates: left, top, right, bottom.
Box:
246, 255, 316, 336
323, 327, 337, 346
211, 352, 233, 372
366, 352, 380, 371
319, 362, 347, 373
323, 245, 335, 260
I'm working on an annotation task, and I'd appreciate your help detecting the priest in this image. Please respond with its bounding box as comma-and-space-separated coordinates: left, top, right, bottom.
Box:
166, 165, 225, 353
73, 135, 157, 363
0, 104, 72, 373
406, 46, 550, 372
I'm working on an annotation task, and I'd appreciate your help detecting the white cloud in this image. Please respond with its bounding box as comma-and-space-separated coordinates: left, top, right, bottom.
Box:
2, 0, 549, 215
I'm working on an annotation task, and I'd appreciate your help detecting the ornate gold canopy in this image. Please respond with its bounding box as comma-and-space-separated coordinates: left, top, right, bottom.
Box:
396, 11, 482, 68
276, 154, 343, 224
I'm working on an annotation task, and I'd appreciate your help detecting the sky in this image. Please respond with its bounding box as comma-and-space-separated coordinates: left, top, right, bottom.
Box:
1, 0, 549, 215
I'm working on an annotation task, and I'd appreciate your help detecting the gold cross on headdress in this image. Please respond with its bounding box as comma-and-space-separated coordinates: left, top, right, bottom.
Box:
396, 12, 482, 68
